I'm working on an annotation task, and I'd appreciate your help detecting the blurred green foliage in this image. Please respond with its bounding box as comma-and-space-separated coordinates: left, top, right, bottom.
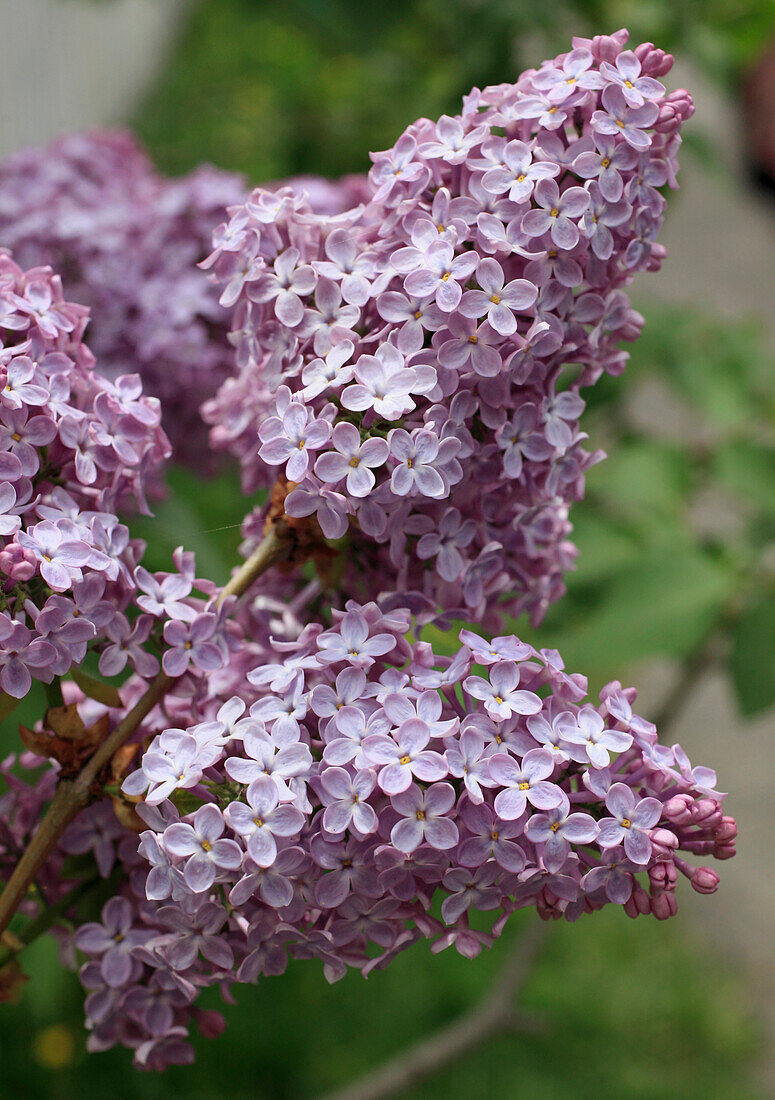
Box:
135, 0, 775, 183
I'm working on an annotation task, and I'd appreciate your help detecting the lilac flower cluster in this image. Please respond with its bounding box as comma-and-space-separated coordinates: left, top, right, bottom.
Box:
0, 253, 172, 697
204, 30, 691, 627
0, 131, 246, 466
69, 602, 733, 1068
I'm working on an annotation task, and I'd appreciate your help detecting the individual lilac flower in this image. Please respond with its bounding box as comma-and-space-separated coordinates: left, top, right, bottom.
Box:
17, 520, 91, 592
317, 609, 396, 666
495, 404, 553, 478
458, 630, 533, 665
380, 690, 459, 740
440, 863, 501, 924
98, 613, 159, 679
340, 344, 427, 421
623, 208, 662, 268
542, 389, 585, 449
310, 666, 369, 720
75, 897, 149, 988
320, 767, 378, 834
525, 711, 585, 763
158, 902, 234, 971
511, 90, 573, 130
525, 790, 599, 872
0, 482, 23, 538
418, 114, 488, 164
258, 402, 332, 482
2, 356, 48, 408
596, 782, 662, 864
13, 279, 74, 338
531, 47, 604, 103
444, 728, 496, 803
521, 179, 590, 249
416, 506, 476, 581
369, 134, 426, 202
459, 258, 537, 336
376, 291, 444, 352
230, 847, 306, 909
61, 802, 125, 878
163, 804, 243, 892
572, 133, 637, 201
464, 661, 542, 721
580, 182, 632, 260
300, 340, 356, 399
251, 247, 317, 326
224, 775, 305, 867
402, 240, 477, 313
0, 621, 56, 697
312, 836, 381, 909
314, 230, 376, 305
138, 831, 184, 901
599, 50, 666, 107
249, 670, 309, 745
458, 801, 526, 873
224, 729, 312, 796
363, 718, 448, 795
388, 428, 450, 499
314, 422, 389, 498
125, 734, 204, 805
583, 847, 639, 904
134, 567, 196, 622
0, 406, 57, 475
556, 707, 633, 768
591, 85, 659, 150
390, 782, 459, 853
162, 614, 224, 677
481, 139, 559, 202
284, 479, 350, 540
437, 315, 503, 377
489, 748, 563, 819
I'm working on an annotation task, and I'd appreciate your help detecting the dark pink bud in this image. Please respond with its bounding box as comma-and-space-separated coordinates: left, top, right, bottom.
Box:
634, 42, 674, 77
648, 861, 678, 890
714, 841, 736, 861
193, 1009, 226, 1039
590, 29, 629, 64
651, 889, 678, 921
693, 799, 721, 825
663, 794, 694, 824
650, 828, 678, 857
0, 545, 36, 582
715, 816, 738, 843
654, 90, 695, 133
691, 867, 720, 895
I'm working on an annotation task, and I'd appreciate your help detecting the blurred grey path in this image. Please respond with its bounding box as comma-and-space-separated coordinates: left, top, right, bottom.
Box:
0, 0, 187, 158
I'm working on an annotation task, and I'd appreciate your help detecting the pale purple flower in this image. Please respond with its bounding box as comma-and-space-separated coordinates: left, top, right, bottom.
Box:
224, 729, 312, 796
437, 315, 503, 377
388, 428, 448, 499
370, 134, 426, 202
126, 733, 204, 805
230, 847, 305, 909
312, 836, 380, 909
380, 690, 459, 740
0, 406, 57, 475
556, 707, 633, 768
542, 389, 585, 449
75, 897, 149, 987
572, 133, 637, 201
341, 343, 428, 422
251, 247, 317, 326
0, 621, 56, 697
249, 670, 309, 745
162, 614, 224, 677
2, 356, 48, 408
258, 402, 331, 481
521, 179, 590, 250
317, 609, 396, 667
532, 47, 604, 103
495, 404, 553, 478
315, 422, 389, 497
444, 728, 496, 803
390, 782, 459, 852
458, 801, 526, 873
17, 520, 91, 591
441, 862, 500, 924
301, 340, 356, 399
403, 240, 477, 313
418, 114, 487, 164
363, 718, 447, 795
224, 775, 305, 867
596, 782, 662, 864
135, 567, 196, 622
458, 630, 533, 665
525, 790, 599, 872
163, 804, 242, 892
376, 290, 444, 352
599, 51, 665, 108
416, 506, 476, 581
0, 482, 21, 537
591, 85, 659, 151
99, 613, 159, 679
459, 258, 537, 335
580, 182, 632, 260
284, 479, 350, 540
583, 847, 639, 904
489, 748, 563, 819
464, 661, 542, 721
158, 903, 233, 971
314, 229, 375, 305
481, 139, 559, 202
320, 767, 378, 834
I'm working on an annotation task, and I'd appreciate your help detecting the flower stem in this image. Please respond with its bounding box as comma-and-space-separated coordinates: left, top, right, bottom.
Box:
0, 524, 290, 937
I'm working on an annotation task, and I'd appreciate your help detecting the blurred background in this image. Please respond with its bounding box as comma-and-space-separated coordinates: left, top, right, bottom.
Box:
1, 0, 774, 1096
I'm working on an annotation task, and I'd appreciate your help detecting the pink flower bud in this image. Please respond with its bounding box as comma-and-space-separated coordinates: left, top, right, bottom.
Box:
649, 861, 678, 890
714, 816, 738, 843
590, 29, 629, 64
654, 90, 695, 133
651, 889, 678, 921
192, 1009, 226, 1039
0, 545, 36, 582
691, 867, 720, 895
650, 828, 678, 857
663, 794, 694, 824
634, 42, 674, 77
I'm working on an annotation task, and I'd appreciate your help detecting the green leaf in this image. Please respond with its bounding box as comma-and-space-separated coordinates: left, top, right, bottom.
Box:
713, 442, 775, 517
729, 598, 775, 716
585, 441, 691, 529
69, 669, 122, 709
